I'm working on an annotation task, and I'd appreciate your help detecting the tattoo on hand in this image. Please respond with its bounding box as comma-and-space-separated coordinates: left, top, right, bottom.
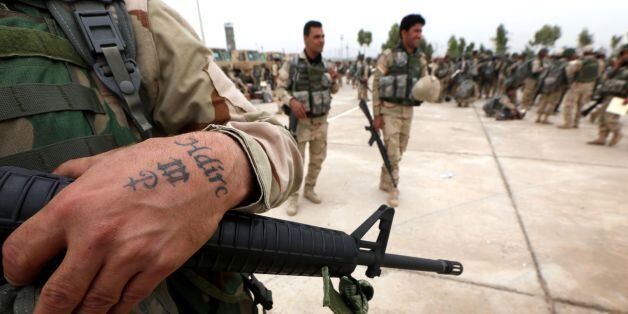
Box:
158, 158, 189, 186
124, 170, 158, 191
175, 137, 230, 197
123, 137, 230, 197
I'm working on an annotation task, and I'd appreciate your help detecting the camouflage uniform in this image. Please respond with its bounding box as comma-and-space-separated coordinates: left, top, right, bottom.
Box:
276, 51, 339, 207
588, 62, 628, 146
0, 0, 303, 312
560, 56, 600, 128
520, 58, 546, 111
434, 59, 452, 102
372, 45, 427, 206
357, 60, 370, 101
536, 57, 568, 123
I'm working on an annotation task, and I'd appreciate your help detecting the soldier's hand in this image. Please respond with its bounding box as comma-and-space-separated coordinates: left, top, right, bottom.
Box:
2, 132, 253, 314
373, 115, 384, 131
289, 98, 307, 119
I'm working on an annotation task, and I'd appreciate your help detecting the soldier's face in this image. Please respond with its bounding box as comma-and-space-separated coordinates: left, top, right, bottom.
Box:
305, 27, 325, 54
401, 23, 423, 50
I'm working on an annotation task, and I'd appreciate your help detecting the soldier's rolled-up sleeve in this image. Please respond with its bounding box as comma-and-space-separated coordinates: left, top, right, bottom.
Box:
372, 53, 389, 116
138, 0, 303, 212
275, 61, 294, 106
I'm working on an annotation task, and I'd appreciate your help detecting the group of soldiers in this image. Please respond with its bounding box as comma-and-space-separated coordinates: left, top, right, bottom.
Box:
0, 0, 625, 311
275, 15, 430, 214
272, 15, 628, 219
430, 45, 627, 146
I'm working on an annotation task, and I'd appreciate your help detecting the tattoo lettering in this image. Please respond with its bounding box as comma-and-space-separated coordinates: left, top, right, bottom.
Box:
124, 170, 158, 191
175, 136, 229, 197
175, 137, 211, 155
158, 158, 190, 186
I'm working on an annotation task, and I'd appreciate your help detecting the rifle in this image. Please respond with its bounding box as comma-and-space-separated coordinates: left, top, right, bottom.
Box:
358, 100, 397, 188
532, 68, 550, 103
0, 166, 462, 282
581, 97, 604, 117
551, 84, 568, 114
281, 104, 299, 140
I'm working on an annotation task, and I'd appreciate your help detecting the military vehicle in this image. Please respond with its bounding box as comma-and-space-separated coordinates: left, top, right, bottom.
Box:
210, 47, 232, 72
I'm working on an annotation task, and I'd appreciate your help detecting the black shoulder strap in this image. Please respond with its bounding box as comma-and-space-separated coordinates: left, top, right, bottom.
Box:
47, 0, 153, 139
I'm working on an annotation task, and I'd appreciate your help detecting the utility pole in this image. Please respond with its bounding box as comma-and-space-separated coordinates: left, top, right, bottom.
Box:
340, 35, 344, 60
195, 0, 206, 45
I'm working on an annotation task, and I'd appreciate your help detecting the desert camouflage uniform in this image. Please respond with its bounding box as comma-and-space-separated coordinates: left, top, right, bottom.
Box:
0, 0, 303, 313
372, 46, 427, 205
276, 51, 339, 204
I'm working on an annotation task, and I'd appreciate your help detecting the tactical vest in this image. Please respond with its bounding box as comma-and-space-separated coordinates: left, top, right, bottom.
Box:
0, 1, 273, 312
435, 63, 449, 79
541, 60, 568, 94
0, 0, 150, 173
481, 61, 495, 80
290, 55, 332, 117
378, 46, 423, 106
574, 58, 599, 83
599, 64, 628, 98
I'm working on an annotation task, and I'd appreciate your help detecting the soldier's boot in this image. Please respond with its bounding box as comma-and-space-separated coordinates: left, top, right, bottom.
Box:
541, 115, 551, 124
557, 123, 573, 129
608, 132, 623, 147
387, 188, 399, 208
587, 131, 609, 146
286, 193, 299, 216
535, 115, 542, 123
303, 185, 322, 204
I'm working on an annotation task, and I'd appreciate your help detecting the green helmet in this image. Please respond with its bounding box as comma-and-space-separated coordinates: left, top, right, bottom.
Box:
563, 48, 576, 58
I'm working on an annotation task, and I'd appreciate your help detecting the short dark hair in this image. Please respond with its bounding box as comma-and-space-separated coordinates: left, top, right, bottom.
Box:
399, 14, 425, 37
304, 20, 322, 36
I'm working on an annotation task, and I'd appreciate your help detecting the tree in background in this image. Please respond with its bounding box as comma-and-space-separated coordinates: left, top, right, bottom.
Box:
578, 28, 593, 48
522, 45, 535, 58
357, 29, 373, 54
381, 23, 400, 51
458, 37, 466, 56
419, 38, 434, 59
446, 35, 459, 58
610, 34, 623, 53
465, 42, 475, 55
492, 24, 509, 55
530, 25, 561, 47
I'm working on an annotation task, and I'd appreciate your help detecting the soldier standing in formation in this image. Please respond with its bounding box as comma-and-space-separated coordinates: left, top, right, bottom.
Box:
559, 45, 601, 129
372, 14, 428, 206
535, 48, 571, 124
277, 20, 339, 215
587, 44, 628, 146
520, 48, 548, 111
356, 55, 370, 100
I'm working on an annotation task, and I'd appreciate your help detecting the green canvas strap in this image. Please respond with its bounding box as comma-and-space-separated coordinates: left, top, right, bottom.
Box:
180, 269, 249, 304
0, 26, 85, 67
0, 135, 117, 172
322, 266, 374, 314
0, 83, 103, 122
47, 0, 153, 139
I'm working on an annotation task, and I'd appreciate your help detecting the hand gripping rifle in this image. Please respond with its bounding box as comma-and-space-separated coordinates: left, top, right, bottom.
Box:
358, 100, 397, 188
0, 166, 462, 282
